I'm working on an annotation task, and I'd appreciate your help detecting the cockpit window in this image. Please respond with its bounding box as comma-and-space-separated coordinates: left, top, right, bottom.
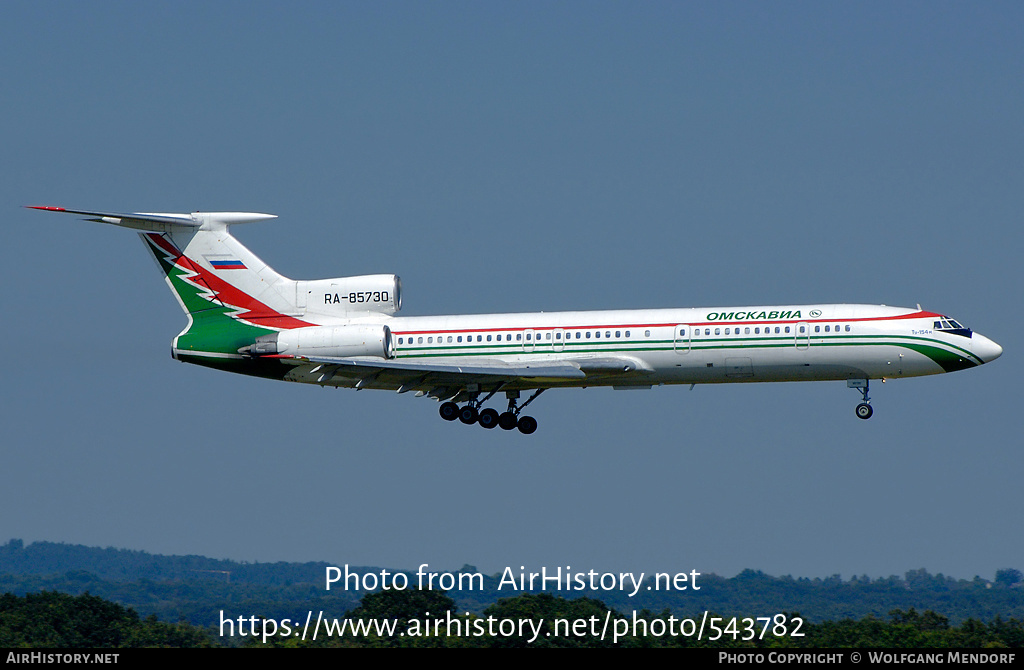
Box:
934, 317, 972, 338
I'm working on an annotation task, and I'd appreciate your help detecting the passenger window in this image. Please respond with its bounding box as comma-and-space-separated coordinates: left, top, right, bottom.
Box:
745, 327, 750, 334
616, 331, 621, 338
516, 334, 522, 341
586, 332, 591, 339
418, 337, 423, 344
775, 327, 780, 334
725, 328, 730, 335
845, 325, 851, 332
824, 326, 830, 333
448, 336, 453, 343
605, 331, 611, 338
428, 337, 433, 343
546, 332, 551, 340
486, 335, 492, 342
596, 331, 601, 338
477, 335, 482, 342
645, 330, 651, 337
625, 331, 630, 338
785, 327, 790, 334
815, 326, 820, 333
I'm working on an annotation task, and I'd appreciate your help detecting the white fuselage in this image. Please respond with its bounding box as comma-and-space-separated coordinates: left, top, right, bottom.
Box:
375, 303, 1000, 391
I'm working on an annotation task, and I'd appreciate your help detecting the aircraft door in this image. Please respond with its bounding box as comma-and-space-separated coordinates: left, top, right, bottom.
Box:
673, 324, 691, 354
553, 328, 565, 352
523, 329, 536, 352
796, 322, 810, 350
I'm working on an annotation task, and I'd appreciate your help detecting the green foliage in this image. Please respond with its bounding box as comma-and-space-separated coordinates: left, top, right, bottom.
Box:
348, 587, 456, 621
789, 610, 1024, 649
483, 593, 618, 648
4, 587, 1024, 648
995, 570, 1023, 588
0, 591, 215, 648
3, 539, 1023, 646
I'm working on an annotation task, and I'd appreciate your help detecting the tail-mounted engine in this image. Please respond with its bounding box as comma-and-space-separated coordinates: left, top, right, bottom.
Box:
248, 324, 394, 359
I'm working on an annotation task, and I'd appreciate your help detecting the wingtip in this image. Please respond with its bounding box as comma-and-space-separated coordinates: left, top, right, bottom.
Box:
25, 205, 66, 211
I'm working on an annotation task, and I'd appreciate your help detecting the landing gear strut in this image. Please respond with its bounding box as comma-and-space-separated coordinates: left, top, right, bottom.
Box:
848, 379, 874, 420
501, 389, 544, 434
455, 385, 501, 426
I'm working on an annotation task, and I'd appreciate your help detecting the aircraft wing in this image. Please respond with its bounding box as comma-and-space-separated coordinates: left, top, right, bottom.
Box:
287, 354, 650, 400
307, 356, 586, 380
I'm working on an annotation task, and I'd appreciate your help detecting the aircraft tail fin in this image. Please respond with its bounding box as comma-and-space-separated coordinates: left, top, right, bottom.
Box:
29, 206, 311, 357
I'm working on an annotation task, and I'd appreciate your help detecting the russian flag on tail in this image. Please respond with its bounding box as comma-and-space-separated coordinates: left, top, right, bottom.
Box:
210, 259, 247, 270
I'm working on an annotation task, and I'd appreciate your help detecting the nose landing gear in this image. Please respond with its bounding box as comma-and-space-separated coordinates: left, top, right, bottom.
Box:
848, 379, 874, 420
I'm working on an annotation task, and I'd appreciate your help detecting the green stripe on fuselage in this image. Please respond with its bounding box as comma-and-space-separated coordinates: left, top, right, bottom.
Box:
393, 334, 981, 371
149, 238, 273, 355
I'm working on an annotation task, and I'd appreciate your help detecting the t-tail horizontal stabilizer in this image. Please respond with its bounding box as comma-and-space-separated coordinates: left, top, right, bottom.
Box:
25, 206, 276, 232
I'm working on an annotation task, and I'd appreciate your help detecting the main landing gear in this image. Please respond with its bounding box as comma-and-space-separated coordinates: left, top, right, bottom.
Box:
438, 389, 545, 435
848, 379, 874, 420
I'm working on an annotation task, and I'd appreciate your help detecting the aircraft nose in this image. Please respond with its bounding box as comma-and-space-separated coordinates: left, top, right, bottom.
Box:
973, 333, 1003, 363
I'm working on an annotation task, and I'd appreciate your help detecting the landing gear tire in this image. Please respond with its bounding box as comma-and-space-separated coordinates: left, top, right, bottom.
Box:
498, 412, 518, 431
478, 408, 499, 429
856, 403, 873, 420
459, 406, 479, 424
439, 402, 459, 421
517, 415, 538, 435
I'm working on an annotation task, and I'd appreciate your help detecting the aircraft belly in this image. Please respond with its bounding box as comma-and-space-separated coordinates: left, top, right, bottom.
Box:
649, 345, 908, 384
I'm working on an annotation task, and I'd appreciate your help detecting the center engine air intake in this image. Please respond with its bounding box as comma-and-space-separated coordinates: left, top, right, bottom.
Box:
250, 325, 394, 359
299, 275, 402, 317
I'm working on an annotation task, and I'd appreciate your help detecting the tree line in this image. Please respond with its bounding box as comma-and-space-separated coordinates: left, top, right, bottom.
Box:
3, 589, 1022, 648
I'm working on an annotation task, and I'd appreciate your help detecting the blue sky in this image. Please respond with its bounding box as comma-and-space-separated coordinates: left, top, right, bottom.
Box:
2, 2, 1021, 582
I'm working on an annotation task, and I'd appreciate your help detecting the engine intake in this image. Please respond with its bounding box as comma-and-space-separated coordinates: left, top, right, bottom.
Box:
298, 275, 402, 317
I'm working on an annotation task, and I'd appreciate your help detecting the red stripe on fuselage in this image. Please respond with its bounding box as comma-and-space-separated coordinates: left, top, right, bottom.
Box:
393, 311, 942, 336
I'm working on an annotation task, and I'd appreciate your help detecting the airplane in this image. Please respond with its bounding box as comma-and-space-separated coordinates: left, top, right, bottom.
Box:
29, 206, 1003, 434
